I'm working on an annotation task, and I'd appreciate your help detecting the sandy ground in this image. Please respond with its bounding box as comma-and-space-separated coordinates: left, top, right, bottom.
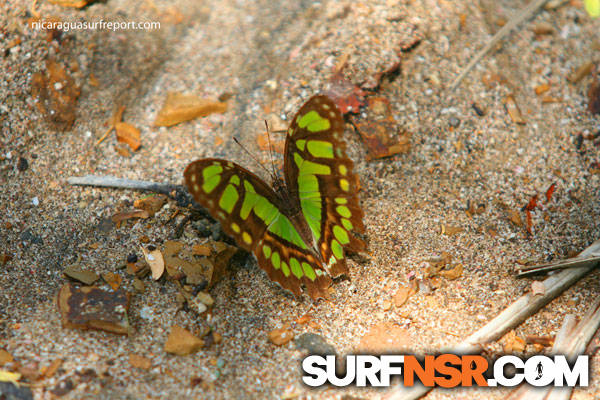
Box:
1, 0, 599, 399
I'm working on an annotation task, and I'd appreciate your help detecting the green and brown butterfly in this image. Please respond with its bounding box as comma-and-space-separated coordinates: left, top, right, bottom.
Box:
184, 95, 365, 299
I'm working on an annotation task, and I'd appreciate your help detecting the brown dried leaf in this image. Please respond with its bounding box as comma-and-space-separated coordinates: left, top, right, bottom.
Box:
30, 60, 80, 129
588, 68, 600, 115
503, 95, 526, 125
439, 264, 463, 280
393, 285, 414, 308
111, 209, 149, 225
268, 327, 294, 346
164, 325, 204, 355
133, 195, 167, 217
115, 122, 141, 151
102, 272, 122, 291
63, 265, 99, 285
41, 359, 62, 379
325, 72, 366, 114
567, 61, 594, 84
508, 210, 523, 227
0, 350, 14, 366
129, 354, 152, 369
141, 246, 165, 280
441, 224, 464, 236
57, 283, 130, 335
153, 93, 227, 127
192, 243, 212, 257
352, 97, 411, 159
48, 0, 94, 7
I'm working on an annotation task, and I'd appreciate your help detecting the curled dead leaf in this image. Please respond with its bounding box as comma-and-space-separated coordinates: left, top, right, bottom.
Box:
141, 246, 165, 280
154, 92, 227, 127
115, 122, 141, 151
133, 195, 167, 217
439, 264, 463, 280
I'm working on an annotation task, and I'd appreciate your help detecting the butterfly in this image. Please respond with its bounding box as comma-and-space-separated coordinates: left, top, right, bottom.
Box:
184, 95, 365, 299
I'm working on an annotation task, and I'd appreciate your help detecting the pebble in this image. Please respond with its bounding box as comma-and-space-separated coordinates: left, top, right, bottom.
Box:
164, 325, 204, 356
448, 115, 460, 128
31, 197, 39, 206
16, 157, 28, 171
294, 333, 337, 355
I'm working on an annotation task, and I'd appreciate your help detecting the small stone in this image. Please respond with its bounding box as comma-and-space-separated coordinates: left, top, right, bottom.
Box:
448, 115, 460, 128
294, 333, 337, 355
127, 253, 138, 263
31, 197, 39, 206
195, 291, 214, 307
63, 265, 100, 285
0, 381, 33, 400
268, 327, 294, 346
57, 283, 130, 335
20, 229, 43, 245
189, 298, 208, 314
164, 325, 204, 356
17, 157, 28, 172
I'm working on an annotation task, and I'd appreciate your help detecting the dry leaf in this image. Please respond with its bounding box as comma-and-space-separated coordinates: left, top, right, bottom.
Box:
503, 95, 526, 125
134, 195, 167, 217
115, 122, 141, 151
0, 350, 13, 366
129, 354, 152, 369
42, 359, 63, 378
441, 225, 464, 236
191, 243, 212, 257
393, 286, 413, 308
268, 327, 294, 346
111, 210, 149, 225
164, 325, 204, 355
102, 272, 122, 291
141, 246, 165, 280
508, 210, 523, 227
325, 72, 366, 114
153, 93, 227, 127
439, 264, 463, 280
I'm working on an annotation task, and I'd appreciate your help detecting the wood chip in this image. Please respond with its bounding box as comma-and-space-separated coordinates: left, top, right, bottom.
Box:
191, 243, 212, 257
441, 224, 464, 236
567, 61, 594, 84
164, 325, 204, 355
133, 195, 167, 216
503, 330, 526, 353
102, 272, 123, 291
153, 93, 227, 127
111, 210, 150, 225
439, 264, 463, 280
393, 285, 413, 308
0, 350, 13, 366
531, 280, 546, 296
42, 359, 62, 378
534, 83, 551, 95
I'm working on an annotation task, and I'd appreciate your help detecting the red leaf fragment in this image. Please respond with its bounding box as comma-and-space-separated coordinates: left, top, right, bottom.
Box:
526, 210, 533, 235
545, 183, 557, 203
325, 72, 366, 114
524, 194, 538, 211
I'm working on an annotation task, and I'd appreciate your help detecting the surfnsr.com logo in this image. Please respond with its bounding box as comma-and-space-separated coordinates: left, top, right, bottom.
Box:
302, 354, 588, 387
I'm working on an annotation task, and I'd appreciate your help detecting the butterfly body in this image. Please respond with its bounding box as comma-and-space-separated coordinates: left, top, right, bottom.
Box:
185, 95, 365, 299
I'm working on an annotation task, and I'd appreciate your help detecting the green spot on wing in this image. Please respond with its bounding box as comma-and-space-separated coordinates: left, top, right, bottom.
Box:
263, 245, 272, 259
290, 258, 303, 279
272, 252, 280, 270
268, 215, 308, 250
307, 140, 334, 158
336, 205, 351, 218
333, 225, 349, 245
341, 218, 353, 230
281, 261, 290, 277
331, 239, 343, 259
229, 175, 240, 185
298, 110, 331, 132
298, 110, 321, 128
203, 164, 223, 180
335, 197, 347, 204
302, 262, 316, 281
294, 154, 331, 175
219, 184, 239, 213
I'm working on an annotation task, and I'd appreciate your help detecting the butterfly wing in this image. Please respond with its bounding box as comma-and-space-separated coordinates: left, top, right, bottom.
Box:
185, 159, 332, 299
284, 95, 366, 278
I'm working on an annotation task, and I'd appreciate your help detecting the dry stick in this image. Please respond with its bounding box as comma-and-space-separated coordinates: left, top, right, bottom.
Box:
385, 239, 600, 400
449, 0, 550, 92
68, 175, 179, 194
517, 254, 600, 277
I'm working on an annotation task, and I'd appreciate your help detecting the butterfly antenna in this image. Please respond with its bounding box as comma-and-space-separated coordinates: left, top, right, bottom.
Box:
233, 137, 271, 176
264, 120, 279, 181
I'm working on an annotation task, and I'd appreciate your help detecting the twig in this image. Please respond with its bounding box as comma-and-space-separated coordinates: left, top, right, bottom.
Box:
384, 240, 600, 400
449, 0, 550, 92
516, 247, 600, 277
67, 174, 211, 219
